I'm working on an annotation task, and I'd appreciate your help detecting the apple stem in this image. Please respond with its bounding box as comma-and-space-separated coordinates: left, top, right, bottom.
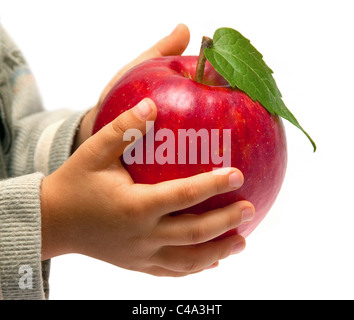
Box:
195, 36, 213, 84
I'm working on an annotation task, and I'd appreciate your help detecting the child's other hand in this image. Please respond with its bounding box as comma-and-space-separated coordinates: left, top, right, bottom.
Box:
41, 98, 255, 276
73, 24, 191, 151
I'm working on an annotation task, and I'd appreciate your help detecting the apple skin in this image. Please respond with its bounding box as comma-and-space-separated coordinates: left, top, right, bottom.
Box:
93, 56, 287, 238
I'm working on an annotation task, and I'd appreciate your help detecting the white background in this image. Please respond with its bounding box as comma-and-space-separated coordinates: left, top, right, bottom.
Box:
1, 0, 354, 300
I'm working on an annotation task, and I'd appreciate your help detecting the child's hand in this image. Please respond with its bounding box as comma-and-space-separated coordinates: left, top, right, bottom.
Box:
73, 24, 191, 151
41, 98, 255, 276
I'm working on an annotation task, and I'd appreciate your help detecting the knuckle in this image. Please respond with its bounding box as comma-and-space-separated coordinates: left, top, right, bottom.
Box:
110, 116, 130, 136
189, 224, 205, 244
179, 181, 199, 206
128, 192, 149, 217
214, 174, 226, 194
85, 140, 103, 160
134, 186, 158, 215
225, 212, 234, 231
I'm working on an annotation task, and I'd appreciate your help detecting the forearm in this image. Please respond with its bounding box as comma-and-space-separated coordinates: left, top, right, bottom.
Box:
40, 172, 77, 261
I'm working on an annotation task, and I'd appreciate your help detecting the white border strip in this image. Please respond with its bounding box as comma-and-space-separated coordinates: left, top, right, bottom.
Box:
34, 119, 65, 175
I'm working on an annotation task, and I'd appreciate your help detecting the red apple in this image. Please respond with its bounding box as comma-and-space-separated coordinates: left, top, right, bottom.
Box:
92, 56, 287, 238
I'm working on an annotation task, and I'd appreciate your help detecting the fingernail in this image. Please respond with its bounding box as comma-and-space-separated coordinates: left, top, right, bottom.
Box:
229, 171, 243, 189
242, 207, 254, 223
231, 240, 245, 255
132, 99, 153, 120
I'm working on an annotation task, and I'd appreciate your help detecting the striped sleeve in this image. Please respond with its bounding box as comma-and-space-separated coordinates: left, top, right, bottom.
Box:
0, 22, 88, 300
9, 109, 87, 177
0, 173, 45, 299
0, 110, 86, 300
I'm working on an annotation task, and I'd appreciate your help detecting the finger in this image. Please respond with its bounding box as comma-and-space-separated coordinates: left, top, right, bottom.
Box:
117, 24, 190, 78
152, 235, 245, 273
155, 201, 255, 245
138, 167, 244, 216
131, 24, 190, 63
144, 263, 213, 277
80, 98, 157, 168
98, 24, 190, 105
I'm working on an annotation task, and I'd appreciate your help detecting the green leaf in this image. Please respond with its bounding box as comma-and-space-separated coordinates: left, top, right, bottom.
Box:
204, 27, 316, 152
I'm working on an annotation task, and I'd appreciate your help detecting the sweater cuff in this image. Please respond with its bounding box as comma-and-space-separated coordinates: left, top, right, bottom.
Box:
33, 110, 87, 175
0, 172, 47, 300
49, 110, 87, 173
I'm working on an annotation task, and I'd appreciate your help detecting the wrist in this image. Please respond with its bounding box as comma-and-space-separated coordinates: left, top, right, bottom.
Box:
40, 174, 75, 260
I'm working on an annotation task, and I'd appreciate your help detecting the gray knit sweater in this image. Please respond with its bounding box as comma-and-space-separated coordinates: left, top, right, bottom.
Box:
0, 24, 86, 299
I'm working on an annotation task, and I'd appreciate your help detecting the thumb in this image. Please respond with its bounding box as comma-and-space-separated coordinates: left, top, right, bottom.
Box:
79, 98, 157, 169
97, 25, 190, 108
123, 24, 190, 71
